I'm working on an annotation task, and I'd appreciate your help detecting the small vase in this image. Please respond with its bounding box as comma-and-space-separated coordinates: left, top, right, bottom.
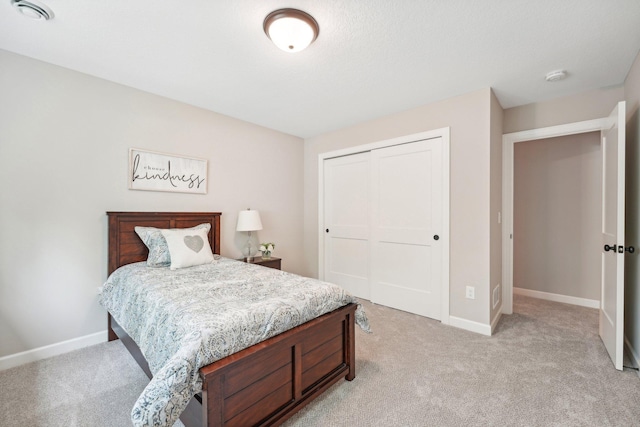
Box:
262, 251, 271, 259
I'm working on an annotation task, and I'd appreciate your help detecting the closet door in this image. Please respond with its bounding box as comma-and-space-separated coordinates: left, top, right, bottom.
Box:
323, 153, 370, 299
370, 138, 443, 319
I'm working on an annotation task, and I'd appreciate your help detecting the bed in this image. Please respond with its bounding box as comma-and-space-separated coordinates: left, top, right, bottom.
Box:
102, 211, 365, 427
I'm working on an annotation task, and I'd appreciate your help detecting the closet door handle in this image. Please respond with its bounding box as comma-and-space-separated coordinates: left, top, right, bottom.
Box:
433, 235, 439, 241
326, 229, 329, 233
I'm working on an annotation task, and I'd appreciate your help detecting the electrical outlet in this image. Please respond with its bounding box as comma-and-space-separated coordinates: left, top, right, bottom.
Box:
465, 286, 475, 300
493, 284, 501, 309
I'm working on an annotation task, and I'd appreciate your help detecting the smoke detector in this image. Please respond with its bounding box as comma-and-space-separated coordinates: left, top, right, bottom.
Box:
11, 0, 53, 20
545, 69, 567, 82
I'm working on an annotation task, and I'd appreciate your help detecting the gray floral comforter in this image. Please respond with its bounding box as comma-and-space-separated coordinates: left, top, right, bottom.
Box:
98, 257, 369, 427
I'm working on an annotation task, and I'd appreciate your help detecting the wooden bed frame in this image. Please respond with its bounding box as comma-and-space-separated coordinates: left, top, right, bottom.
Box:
106, 212, 357, 427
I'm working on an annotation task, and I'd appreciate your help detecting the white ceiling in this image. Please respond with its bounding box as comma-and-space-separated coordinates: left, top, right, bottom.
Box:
1, 0, 639, 138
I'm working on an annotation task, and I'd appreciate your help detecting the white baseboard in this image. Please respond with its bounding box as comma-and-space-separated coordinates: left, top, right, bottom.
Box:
624, 335, 640, 378
449, 315, 492, 336
0, 330, 107, 371
514, 287, 600, 309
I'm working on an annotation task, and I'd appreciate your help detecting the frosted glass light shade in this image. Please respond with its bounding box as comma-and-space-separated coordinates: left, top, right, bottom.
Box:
11, 0, 53, 20
264, 9, 319, 53
236, 210, 263, 231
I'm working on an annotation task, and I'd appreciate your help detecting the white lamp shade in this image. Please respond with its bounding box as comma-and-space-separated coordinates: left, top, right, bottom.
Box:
267, 17, 315, 52
264, 9, 319, 53
236, 210, 263, 231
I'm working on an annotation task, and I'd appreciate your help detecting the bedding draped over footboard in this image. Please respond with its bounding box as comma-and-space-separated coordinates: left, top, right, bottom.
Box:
98, 257, 369, 427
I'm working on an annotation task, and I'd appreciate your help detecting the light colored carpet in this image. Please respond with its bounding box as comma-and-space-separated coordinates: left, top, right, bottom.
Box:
286, 295, 640, 426
1, 295, 639, 426
0, 334, 169, 427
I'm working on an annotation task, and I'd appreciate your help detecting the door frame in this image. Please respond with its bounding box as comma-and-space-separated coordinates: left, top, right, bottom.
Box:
502, 118, 608, 314
318, 128, 451, 324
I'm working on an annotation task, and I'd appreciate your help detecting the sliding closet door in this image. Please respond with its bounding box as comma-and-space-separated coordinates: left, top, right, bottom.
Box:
370, 138, 443, 319
323, 153, 371, 299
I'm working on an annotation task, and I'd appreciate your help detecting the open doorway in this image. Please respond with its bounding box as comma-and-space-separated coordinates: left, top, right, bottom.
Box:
503, 102, 627, 370
501, 117, 610, 315
513, 132, 601, 309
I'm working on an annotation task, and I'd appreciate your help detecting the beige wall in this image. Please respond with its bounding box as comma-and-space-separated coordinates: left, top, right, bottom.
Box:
624, 50, 640, 365
489, 90, 503, 323
4, 41, 635, 363
0, 50, 304, 358
504, 86, 624, 134
513, 132, 601, 301
304, 88, 497, 326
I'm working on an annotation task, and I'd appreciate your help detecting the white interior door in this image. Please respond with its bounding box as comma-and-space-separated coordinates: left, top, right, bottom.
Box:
323, 153, 371, 299
370, 138, 443, 319
600, 101, 626, 371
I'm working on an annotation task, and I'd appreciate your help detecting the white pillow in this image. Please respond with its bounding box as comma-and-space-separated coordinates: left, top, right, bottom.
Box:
135, 223, 211, 267
161, 227, 214, 270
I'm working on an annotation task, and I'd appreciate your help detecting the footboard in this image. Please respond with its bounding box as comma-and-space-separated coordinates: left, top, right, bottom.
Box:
198, 303, 357, 427
109, 303, 357, 427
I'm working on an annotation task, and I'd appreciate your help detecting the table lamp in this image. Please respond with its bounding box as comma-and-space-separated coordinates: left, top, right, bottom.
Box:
236, 208, 263, 261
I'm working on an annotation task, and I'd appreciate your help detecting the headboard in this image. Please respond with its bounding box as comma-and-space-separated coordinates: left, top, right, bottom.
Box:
107, 211, 221, 275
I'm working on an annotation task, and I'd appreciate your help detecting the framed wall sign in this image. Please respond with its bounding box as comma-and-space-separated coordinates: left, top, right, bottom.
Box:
129, 148, 208, 194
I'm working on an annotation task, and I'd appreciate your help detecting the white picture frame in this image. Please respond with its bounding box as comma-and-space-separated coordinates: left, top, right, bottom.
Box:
129, 148, 208, 194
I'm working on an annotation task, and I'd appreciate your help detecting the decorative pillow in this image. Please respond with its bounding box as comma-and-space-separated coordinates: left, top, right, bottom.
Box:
135, 223, 211, 267
161, 227, 215, 270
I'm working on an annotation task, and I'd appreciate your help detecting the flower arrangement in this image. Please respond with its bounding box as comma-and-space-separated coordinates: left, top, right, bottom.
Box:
260, 242, 275, 258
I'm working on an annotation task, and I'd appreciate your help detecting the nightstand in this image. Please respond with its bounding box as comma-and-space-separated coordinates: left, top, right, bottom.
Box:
238, 256, 282, 270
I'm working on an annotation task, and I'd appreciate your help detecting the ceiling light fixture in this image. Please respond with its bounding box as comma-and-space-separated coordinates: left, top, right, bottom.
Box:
263, 8, 319, 53
11, 0, 53, 20
545, 69, 567, 82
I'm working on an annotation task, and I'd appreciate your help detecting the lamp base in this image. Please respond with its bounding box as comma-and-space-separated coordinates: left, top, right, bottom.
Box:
243, 231, 255, 262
